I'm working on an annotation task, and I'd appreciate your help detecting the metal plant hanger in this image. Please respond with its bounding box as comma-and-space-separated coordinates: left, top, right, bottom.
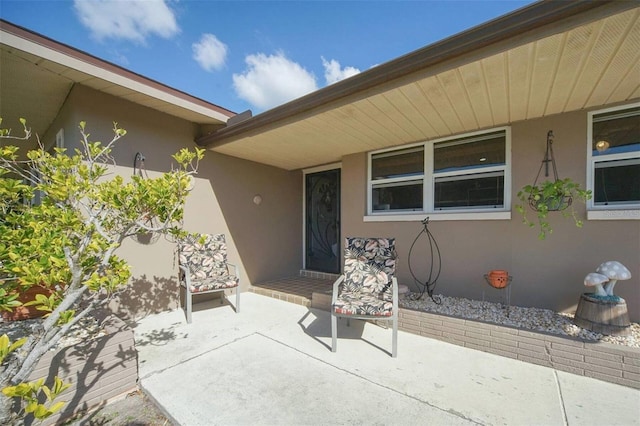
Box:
408, 218, 442, 304
133, 152, 161, 244
528, 130, 572, 212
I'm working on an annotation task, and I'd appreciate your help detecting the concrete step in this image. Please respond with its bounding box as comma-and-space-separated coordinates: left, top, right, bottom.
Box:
311, 290, 332, 311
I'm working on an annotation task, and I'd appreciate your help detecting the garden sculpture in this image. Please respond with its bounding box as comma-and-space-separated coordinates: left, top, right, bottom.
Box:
583, 261, 632, 300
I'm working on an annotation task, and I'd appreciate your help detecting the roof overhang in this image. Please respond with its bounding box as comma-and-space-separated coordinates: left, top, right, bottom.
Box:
0, 20, 235, 142
197, 1, 640, 171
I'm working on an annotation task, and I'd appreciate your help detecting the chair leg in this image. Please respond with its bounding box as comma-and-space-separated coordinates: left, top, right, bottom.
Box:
331, 313, 337, 353
186, 290, 193, 324
392, 316, 398, 358
235, 286, 240, 313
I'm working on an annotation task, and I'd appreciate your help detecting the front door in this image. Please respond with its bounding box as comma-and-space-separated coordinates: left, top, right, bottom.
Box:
305, 169, 340, 274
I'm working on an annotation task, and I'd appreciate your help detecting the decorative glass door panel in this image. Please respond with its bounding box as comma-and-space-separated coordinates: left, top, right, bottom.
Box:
305, 169, 340, 274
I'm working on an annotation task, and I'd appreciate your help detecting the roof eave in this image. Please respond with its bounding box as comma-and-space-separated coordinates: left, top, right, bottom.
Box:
196, 0, 636, 148
0, 19, 237, 124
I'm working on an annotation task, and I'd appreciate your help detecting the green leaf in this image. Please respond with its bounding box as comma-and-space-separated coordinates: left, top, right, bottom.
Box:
33, 404, 51, 419
42, 385, 52, 402
52, 376, 71, 395
25, 400, 39, 414
48, 401, 66, 414
10, 337, 27, 352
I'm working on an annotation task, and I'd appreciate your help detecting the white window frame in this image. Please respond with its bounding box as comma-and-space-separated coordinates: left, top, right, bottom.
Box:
369, 145, 425, 214
366, 127, 511, 222
587, 102, 640, 221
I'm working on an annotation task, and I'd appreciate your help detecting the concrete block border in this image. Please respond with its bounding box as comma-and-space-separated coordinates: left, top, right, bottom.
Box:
26, 315, 138, 425
398, 307, 640, 389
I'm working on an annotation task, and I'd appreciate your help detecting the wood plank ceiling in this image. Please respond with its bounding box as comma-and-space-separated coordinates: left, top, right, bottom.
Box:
212, 8, 640, 171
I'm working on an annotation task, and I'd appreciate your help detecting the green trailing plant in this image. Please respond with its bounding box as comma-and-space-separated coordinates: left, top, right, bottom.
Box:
516, 178, 592, 240
0, 118, 203, 423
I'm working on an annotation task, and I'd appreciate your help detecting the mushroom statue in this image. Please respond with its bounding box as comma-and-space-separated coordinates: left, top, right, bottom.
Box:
576, 261, 632, 336
595, 260, 632, 297
583, 272, 608, 297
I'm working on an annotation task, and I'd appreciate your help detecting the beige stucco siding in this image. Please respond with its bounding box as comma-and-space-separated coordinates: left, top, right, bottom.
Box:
35, 84, 638, 323
340, 110, 640, 322
44, 85, 302, 319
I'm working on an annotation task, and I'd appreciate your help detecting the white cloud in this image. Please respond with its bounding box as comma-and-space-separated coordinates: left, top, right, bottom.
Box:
192, 34, 228, 71
110, 49, 130, 66
74, 0, 180, 44
322, 57, 360, 85
233, 52, 317, 110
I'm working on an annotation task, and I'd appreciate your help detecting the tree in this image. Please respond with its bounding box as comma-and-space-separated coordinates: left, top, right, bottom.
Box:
0, 118, 203, 423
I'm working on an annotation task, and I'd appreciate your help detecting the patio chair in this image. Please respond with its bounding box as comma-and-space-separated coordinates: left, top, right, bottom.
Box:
331, 237, 398, 357
178, 233, 240, 323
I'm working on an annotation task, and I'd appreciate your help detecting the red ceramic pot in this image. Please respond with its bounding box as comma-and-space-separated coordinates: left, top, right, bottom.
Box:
486, 270, 510, 289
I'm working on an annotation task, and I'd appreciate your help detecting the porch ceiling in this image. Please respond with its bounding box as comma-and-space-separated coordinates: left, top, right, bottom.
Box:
204, 4, 640, 171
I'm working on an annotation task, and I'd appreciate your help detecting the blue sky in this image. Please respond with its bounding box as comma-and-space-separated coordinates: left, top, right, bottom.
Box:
1, 0, 532, 114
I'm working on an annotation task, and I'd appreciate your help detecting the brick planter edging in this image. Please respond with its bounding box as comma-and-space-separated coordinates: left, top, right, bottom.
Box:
398, 307, 640, 389
26, 315, 138, 425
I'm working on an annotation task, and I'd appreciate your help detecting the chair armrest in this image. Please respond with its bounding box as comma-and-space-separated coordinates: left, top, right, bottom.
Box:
227, 263, 240, 279
178, 264, 190, 278
331, 275, 345, 305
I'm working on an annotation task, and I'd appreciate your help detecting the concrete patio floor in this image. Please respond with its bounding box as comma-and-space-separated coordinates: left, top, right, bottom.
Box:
134, 292, 640, 426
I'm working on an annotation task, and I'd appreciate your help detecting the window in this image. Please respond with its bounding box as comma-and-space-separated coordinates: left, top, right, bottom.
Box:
433, 132, 506, 210
370, 147, 424, 212
368, 128, 510, 217
588, 104, 640, 211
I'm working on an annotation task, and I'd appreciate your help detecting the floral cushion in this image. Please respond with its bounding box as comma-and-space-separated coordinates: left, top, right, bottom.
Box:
334, 237, 396, 316
333, 291, 393, 317
179, 234, 239, 292
186, 275, 239, 293
342, 237, 396, 294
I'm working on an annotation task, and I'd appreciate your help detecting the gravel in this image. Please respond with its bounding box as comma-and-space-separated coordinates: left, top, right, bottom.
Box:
0, 317, 108, 350
3, 295, 638, 352
400, 292, 640, 349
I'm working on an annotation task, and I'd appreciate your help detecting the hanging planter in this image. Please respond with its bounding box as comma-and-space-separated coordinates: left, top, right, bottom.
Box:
527, 189, 572, 212
516, 131, 591, 240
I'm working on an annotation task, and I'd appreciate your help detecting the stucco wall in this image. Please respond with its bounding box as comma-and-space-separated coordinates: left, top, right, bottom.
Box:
47, 85, 302, 319
341, 110, 639, 322
35, 85, 638, 323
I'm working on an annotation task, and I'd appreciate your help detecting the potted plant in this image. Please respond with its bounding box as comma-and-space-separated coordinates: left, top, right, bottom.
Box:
1, 118, 203, 423
0, 284, 56, 321
516, 177, 592, 240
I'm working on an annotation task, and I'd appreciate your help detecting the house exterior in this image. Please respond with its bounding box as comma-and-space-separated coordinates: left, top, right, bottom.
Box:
1, 1, 638, 322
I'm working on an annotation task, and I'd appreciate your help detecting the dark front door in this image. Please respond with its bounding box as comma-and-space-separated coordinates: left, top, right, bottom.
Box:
305, 169, 340, 274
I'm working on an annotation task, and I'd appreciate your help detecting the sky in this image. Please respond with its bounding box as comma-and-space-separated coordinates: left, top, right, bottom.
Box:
0, 0, 532, 115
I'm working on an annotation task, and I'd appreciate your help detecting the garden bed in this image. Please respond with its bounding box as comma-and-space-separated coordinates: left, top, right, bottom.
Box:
1, 314, 138, 425
311, 290, 639, 389
399, 295, 639, 390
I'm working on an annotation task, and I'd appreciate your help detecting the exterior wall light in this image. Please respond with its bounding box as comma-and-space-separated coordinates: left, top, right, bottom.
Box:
253, 194, 263, 205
